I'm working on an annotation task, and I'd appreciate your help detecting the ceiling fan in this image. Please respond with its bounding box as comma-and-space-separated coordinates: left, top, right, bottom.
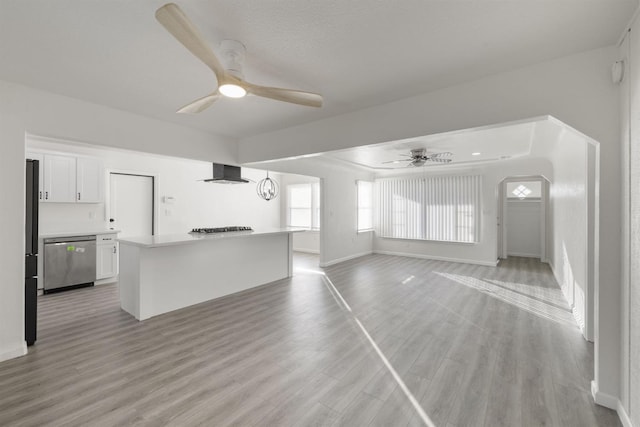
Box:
155, 3, 323, 113
383, 148, 453, 167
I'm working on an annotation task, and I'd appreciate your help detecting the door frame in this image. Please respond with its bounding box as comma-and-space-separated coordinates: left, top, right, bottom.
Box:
105, 169, 158, 236
498, 175, 550, 262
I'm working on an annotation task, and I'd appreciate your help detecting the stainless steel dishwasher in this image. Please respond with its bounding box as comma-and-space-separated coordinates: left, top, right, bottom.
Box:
44, 235, 96, 293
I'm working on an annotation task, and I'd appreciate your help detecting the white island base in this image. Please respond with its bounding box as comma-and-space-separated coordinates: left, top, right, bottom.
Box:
118, 230, 295, 321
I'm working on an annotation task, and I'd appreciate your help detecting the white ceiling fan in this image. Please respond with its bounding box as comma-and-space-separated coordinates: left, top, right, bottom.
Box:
383, 148, 453, 167
155, 3, 323, 113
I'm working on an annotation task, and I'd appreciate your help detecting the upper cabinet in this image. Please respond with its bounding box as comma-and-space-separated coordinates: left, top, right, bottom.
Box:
44, 154, 76, 202
76, 157, 101, 203
27, 151, 103, 203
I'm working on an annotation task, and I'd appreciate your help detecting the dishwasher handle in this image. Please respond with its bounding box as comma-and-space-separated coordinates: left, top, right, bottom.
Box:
44, 235, 96, 244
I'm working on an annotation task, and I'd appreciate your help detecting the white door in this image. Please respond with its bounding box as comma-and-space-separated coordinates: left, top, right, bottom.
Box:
504, 180, 543, 259
109, 173, 154, 238
506, 200, 542, 258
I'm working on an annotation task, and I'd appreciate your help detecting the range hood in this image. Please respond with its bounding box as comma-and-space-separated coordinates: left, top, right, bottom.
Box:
204, 163, 249, 184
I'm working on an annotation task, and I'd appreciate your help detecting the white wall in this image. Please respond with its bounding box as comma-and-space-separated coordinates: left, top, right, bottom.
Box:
372, 158, 552, 266
279, 173, 320, 253
250, 157, 374, 267
0, 80, 237, 363
543, 129, 590, 335
0, 113, 29, 361
239, 47, 622, 402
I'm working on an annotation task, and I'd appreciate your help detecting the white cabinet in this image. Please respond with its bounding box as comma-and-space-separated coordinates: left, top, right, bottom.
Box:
43, 154, 76, 202
96, 234, 118, 280
76, 157, 101, 203
26, 151, 103, 203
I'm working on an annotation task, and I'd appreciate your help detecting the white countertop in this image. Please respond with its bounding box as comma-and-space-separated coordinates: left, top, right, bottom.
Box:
118, 228, 303, 248
40, 229, 120, 238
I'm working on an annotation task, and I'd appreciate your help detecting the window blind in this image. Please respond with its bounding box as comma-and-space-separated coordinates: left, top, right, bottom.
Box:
375, 175, 481, 243
357, 180, 374, 231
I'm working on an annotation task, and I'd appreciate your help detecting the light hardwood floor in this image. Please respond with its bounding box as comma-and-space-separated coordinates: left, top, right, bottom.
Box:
0, 254, 621, 426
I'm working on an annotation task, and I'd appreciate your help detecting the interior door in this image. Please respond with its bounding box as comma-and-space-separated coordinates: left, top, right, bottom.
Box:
504, 179, 543, 259
109, 173, 154, 238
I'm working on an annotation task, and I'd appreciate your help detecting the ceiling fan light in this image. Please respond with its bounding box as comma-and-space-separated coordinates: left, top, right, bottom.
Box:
219, 84, 247, 98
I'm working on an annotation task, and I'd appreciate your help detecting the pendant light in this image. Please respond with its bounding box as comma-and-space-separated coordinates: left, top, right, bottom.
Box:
257, 171, 279, 201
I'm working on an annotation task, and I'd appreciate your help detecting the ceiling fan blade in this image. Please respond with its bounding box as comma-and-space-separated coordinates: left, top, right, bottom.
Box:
382, 159, 411, 164
428, 152, 453, 158
427, 157, 452, 163
155, 3, 225, 82
243, 82, 323, 107
177, 93, 220, 114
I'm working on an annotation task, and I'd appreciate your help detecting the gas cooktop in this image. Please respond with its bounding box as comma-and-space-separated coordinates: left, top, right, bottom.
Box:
190, 226, 253, 234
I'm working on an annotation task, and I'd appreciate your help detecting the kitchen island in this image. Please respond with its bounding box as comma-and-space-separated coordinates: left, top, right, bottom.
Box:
118, 228, 299, 320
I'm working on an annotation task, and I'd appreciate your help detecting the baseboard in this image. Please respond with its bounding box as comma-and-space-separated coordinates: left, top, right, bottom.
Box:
95, 276, 118, 286
572, 306, 587, 338
550, 261, 589, 339
618, 402, 634, 427
591, 381, 617, 409
373, 250, 498, 267
506, 252, 541, 258
293, 248, 320, 255
320, 251, 372, 267
0, 341, 27, 363
591, 381, 635, 427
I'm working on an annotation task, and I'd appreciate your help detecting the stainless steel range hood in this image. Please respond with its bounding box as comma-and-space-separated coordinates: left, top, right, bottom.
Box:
203, 163, 249, 184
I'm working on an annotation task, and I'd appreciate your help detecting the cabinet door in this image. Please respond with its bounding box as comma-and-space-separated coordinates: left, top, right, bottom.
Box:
76, 157, 102, 203
26, 152, 45, 201
97, 243, 118, 280
43, 154, 76, 203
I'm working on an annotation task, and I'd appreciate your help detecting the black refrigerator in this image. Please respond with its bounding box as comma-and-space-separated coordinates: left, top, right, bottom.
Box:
25, 159, 39, 346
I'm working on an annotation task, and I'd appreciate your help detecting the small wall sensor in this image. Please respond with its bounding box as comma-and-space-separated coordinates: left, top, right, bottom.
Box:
612, 60, 625, 84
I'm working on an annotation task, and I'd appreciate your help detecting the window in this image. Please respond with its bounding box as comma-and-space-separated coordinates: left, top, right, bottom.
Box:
506, 181, 541, 200
357, 180, 374, 231
511, 184, 532, 199
376, 175, 481, 243
287, 183, 320, 229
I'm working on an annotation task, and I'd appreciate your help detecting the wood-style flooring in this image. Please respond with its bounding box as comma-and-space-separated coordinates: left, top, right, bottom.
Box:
0, 254, 621, 426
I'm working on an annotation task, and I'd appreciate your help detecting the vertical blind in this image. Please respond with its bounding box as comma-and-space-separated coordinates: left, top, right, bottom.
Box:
375, 175, 481, 243
357, 181, 374, 231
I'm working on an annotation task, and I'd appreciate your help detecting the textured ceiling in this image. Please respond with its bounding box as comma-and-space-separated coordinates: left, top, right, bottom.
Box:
0, 0, 636, 139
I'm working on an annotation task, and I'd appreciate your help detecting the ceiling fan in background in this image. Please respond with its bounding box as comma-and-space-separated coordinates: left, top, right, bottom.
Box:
155, 3, 323, 113
383, 148, 453, 167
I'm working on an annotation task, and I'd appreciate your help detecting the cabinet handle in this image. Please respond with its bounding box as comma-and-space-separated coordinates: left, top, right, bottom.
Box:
78, 192, 81, 201
45, 191, 48, 200
113, 246, 117, 254
39, 191, 42, 200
